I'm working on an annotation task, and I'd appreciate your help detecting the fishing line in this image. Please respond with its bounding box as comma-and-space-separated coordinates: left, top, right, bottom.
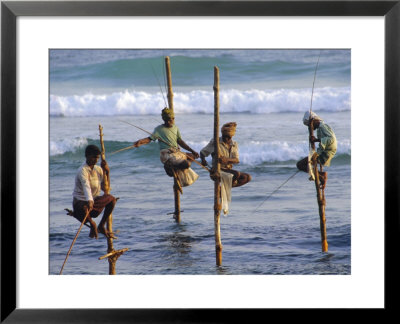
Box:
251, 53, 320, 214
118, 119, 171, 145
150, 63, 168, 107
308, 51, 322, 151
116, 120, 210, 172
252, 170, 300, 213
310, 51, 322, 116
149, 116, 162, 124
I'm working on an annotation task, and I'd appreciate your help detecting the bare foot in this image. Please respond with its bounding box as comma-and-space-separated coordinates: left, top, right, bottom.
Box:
98, 225, 115, 239
89, 223, 98, 239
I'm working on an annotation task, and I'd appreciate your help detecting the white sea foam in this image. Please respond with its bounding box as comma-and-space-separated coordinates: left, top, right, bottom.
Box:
50, 137, 88, 156
50, 87, 350, 117
186, 139, 350, 166
239, 140, 350, 165
49, 136, 350, 164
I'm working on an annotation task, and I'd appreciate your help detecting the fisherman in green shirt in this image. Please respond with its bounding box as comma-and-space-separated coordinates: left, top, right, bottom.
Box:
133, 107, 200, 187
296, 112, 337, 189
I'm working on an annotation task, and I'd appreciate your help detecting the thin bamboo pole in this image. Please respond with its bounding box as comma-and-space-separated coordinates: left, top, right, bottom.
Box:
59, 210, 90, 275
165, 56, 180, 222
309, 122, 328, 252
213, 66, 222, 266
99, 125, 117, 274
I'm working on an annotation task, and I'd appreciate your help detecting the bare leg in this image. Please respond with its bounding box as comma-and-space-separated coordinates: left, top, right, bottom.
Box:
234, 172, 252, 187
319, 171, 328, 190
87, 216, 98, 239
98, 197, 116, 238
222, 169, 251, 187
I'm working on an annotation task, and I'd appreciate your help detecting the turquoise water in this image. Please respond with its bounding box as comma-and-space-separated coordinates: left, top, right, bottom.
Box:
49, 50, 351, 275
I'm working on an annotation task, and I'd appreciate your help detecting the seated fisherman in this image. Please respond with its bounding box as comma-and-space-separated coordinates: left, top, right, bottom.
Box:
296, 111, 337, 190
200, 122, 251, 187
132, 107, 200, 187
72, 144, 117, 239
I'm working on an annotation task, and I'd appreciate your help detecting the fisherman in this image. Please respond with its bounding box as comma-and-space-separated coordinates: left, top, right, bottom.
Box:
72, 144, 117, 239
132, 107, 200, 187
200, 122, 251, 187
296, 111, 337, 190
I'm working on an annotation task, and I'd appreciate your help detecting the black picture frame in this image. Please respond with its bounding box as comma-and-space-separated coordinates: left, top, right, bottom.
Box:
1, 1, 399, 322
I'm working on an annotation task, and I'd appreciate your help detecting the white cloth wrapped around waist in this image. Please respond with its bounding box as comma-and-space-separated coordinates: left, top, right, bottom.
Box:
220, 171, 233, 216
159, 148, 199, 187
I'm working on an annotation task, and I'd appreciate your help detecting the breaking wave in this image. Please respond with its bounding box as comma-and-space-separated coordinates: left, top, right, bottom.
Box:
50, 87, 350, 117
50, 138, 350, 166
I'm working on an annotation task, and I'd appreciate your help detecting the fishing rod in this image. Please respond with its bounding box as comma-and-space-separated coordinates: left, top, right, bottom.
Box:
109, 119, 164, 155
110, 64, 166, 156
109, 144, 136, 156
310, 51, 322, 117
114, 120, 210, 172
307, 51, 323, 187
251, 53, 322, 210
109, 119, 167, 155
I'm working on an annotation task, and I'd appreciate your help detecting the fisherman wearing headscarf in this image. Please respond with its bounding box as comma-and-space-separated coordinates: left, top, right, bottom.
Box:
296, 111, 337, 189
200, 122, 251, 188
132, 108, 200, 187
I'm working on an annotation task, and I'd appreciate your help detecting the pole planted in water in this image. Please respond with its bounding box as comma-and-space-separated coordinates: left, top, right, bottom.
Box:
308, 122, 328, 252
213, 66, 222, 266
164, 56, 181, 222
99, 124, 128, 273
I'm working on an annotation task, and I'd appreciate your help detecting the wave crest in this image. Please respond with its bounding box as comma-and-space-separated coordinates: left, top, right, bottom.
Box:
50, 87, 350, 117
50, 137, 88, 156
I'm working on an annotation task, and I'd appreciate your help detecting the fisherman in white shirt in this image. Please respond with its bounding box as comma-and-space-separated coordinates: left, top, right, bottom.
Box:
72, 145, 116, 239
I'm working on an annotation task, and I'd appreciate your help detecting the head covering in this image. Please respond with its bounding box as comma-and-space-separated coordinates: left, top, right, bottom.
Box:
221, 122, 237, 137
161, 107, 174, 121
303, 111, 322, 126
85, 144, 101, 157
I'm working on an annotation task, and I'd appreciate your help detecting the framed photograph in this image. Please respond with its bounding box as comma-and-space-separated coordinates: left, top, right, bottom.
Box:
2, 0, 399, 322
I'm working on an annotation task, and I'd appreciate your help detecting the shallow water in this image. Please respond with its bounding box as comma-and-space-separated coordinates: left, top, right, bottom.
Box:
50, 112, 350, 275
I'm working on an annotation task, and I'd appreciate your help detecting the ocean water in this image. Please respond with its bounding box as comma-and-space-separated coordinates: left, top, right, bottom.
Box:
49, 49, 351, 275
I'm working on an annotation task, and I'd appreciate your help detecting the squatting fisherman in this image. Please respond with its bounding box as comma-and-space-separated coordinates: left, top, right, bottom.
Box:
296, 111, 337, 189
132, 107, 200, 188
71, 145, 117, 239
200, 122, 251, 187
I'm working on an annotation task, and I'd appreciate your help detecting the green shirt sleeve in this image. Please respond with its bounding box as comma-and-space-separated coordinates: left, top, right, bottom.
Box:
150, 126, 159, 141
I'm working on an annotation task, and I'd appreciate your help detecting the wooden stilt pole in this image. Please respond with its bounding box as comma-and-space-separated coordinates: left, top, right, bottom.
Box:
173, 178, 181, 222
165, 56, 181, 222
99, 125, 127, 274
309, 122, 328, 252
213, 66, 222, 266
165, 56, 174, 111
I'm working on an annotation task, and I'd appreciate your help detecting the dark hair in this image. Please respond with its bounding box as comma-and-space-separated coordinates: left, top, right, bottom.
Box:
85, 145, 101, 157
